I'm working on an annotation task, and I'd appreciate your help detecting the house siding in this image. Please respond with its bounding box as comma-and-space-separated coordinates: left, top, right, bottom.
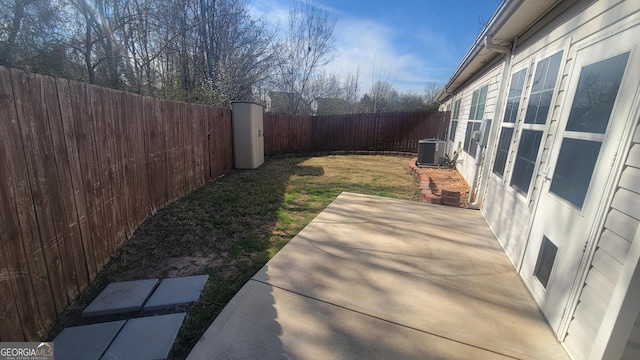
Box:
564, 120, 640, 359
481, 0, 639, 268
446, 61, 504, 186
473, 1, 640, 359
440, 1, 640, 357
482, 38, 572, 265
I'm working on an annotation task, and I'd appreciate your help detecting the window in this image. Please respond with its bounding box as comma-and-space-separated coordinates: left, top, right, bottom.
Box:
511, 130, 543, 194
449, 99, 461, 141
493, 128, 514, 177
550, 139, 601, 208
464, 85, 488, 157
525, 52, 563, 125
549, 51, 629, 208
469, 85, 488, 120
510, 51, 563, 195
503, 68, 527, 124
464, 121, 482, 157
493, 68, 527, 177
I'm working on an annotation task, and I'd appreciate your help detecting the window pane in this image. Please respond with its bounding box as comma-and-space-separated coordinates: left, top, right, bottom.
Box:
453, 99, 461, 119
550, 138, 602, 209
504, 100, 517, 123
525, 90, 553, 124
493, 127, 514, 177
531, 57, 549, 92
543, 52, 563, 89
469, 91, 479, 120
474, 94, 487, 120
469, 85, 489, 120
464, 122, 473, 153
509, 68, 527, 97
525, 51, 563, 125
469, 122, 481, 157
449, 120, 458, 141
510, 130, 543, 195
534, 236, 558, 289
566, 52, 629, 134
504, 68, 527, 123
478, 85, 488, 119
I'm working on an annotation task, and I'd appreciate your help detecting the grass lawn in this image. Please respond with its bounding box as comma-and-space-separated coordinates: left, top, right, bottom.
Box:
48, 155, 421, 359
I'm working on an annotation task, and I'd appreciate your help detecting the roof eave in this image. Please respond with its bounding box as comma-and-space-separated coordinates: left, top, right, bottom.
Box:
436, 0, 564, 103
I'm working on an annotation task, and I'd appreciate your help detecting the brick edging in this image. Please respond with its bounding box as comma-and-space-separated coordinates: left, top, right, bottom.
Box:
408, 158, 462, 207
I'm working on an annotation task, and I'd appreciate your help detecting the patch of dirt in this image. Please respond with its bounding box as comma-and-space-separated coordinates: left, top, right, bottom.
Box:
154, 255, 227, 278
421, 167, 471, 208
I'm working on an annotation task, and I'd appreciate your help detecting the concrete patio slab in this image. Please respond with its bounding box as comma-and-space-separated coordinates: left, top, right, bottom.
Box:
189, 280, 513, 360
101, 313, 186, 360
83, 279, 159, 318
188, 192, 569, 359
143, 275, 209, 312
53, 320, 125, 360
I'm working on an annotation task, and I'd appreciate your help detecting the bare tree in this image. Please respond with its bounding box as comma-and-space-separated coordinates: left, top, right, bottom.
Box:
196, 0, 280, 106
0, 0, 62, 72
275, 1, 336, 114
369, 80, 394, 113
343, 68, 360, 113
424, 81, 443, 106
0, 0, 294, 107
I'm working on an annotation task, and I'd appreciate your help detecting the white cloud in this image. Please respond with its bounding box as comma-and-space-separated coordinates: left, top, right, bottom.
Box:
248, 0, 446, 94
326, 18, 445, 94
249, 0, 290, 27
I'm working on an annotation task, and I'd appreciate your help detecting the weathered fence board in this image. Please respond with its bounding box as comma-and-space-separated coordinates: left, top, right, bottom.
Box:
56, 78, 94, 286
13, 70, 71, 316
1, 64, 448, 341
0, 67, 45, 341
0, 67, 234, 340
263, 113, 313, 155
264, 111, 448, 156
44, 75, 86, 299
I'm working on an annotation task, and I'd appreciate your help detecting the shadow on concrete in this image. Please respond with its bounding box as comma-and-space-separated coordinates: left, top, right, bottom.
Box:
188, 193, 569, 359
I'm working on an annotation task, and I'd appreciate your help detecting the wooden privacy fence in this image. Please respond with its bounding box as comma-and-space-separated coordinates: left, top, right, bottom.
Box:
0, 66, 232, 341
0, 65, 447, 341
263, 113, 313, 155
263, 111, 449, 155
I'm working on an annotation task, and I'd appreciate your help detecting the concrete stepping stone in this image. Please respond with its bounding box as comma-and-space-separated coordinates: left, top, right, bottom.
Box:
83, 279, 159, 318
144, 275, 209, 312
101, 313, 186, 360
53, 320, 125, 360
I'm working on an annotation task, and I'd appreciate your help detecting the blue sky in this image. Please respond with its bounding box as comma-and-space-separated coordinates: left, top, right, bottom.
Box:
250, 0, 501, 94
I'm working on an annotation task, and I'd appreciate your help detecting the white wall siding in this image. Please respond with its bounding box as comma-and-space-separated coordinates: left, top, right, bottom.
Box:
442, 2, 640, 356
482, 175, 531, 265
564, 120, 640, 359
472, 2, 640, 358
447, 62, 504, 185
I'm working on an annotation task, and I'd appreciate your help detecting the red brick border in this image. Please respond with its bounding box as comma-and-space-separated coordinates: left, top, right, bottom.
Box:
409, 158, 462, 207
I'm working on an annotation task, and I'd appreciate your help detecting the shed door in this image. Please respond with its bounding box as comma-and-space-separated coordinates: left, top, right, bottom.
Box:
520, 34, 638, 336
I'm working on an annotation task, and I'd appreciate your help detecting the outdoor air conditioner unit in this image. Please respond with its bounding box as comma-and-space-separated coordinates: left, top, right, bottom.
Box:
417, 139, 446, 166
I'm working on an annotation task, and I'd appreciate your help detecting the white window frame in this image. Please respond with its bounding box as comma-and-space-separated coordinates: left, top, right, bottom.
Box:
506, 47, 568, 202
449, 98, 461, 142
464, 85, 488, 158
493, 66, 529, 179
